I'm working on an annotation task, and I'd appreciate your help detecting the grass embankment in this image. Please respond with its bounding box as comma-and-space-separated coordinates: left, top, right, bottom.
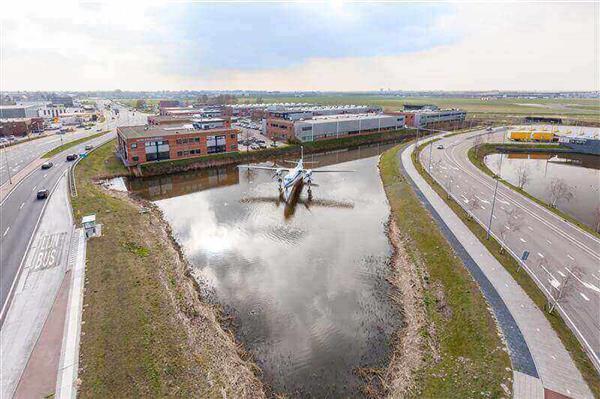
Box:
72, 141, 264, 398
414, 142, 600, 397
140, 129, 414, 176
379, 147, 512, 398
469, 143, 600, 237
42, 131, 109, 158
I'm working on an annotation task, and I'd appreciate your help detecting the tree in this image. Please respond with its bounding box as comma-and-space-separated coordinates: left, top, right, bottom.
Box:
515, 164, 530, 189
547, 178, 574, 208
548, 265, 582, 314
473, 134, 484, 157
498, 207, 523, 253
594, 205, 600, 233
135, 99, 146, 109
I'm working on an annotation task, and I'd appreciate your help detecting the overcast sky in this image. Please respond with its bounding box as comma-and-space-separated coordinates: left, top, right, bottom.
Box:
2, 1, 598, 91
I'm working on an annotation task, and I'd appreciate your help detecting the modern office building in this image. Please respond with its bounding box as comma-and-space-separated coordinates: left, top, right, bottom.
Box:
293, 114, 405, 142
558, 131, 600, 155
0, 104, 40, 119
116, 119, 238, 166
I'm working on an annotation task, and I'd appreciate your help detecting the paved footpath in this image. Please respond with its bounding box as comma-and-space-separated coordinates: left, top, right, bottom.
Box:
400, 139, 593, 399
1, 175, 76, 398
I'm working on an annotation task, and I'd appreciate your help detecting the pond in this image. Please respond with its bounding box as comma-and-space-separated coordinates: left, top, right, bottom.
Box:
484, 152, 600, 229
126, 143, 403, 397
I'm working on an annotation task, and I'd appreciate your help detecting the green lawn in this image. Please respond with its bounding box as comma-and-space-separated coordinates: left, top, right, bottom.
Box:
379, 145, 511, 398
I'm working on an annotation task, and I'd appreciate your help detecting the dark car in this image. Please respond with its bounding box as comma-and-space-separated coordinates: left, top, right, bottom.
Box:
36, 189, 49, 200
41, 162, 53, 169
66, 154, 78, 161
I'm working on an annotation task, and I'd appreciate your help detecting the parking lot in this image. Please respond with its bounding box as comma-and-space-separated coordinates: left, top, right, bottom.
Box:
234, 119, 284, 151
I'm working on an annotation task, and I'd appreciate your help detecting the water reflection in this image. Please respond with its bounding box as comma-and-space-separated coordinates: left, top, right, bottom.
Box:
133, 143, 402, 397
485, 152, 600, 228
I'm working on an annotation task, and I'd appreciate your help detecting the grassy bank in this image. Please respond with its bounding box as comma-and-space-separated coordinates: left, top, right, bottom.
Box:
414, 142, 600, 397
469, 143, 600, 237
140, 129, 414, 176
379, 146, 511, 398
42, 131, 109, 158
72, 141, 264, 398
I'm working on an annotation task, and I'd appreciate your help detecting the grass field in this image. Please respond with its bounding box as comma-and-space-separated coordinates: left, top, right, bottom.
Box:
379, 146, 512, 398
72, 140, 264, 398
413, 140, 600, 398
247, 95, 600, 121
41, 131, 109, 158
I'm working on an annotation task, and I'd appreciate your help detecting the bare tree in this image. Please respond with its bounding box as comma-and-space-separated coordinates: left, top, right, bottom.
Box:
594, 205, 600, 233
498, 207, 523, 253
515, 164, 531, 189
548, 265, 583, 314
466, 192, 482, 219
547, 178, 574, 208
473, 135, 484, 157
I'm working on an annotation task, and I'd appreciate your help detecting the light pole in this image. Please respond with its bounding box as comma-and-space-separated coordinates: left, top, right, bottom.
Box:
428, 140, 433, 172
486, 129, 506, 239
3, 146, 12, 185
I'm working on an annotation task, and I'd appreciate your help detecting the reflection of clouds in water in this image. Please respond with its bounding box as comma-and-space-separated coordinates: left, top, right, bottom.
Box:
156, 155, 398, 395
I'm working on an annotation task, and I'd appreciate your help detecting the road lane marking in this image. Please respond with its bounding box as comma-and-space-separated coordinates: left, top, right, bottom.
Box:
537, 252, 544, 258
32, 185, 37, 191
19, 202, 24, 210
567, 254, 575, 261
3, 226, 10, 237
505, 225, 511, 230
520, 238, 527, 243
580, 293, 590, 301
492, 215, 497, 219
557, 271, 566, 278
546, 240, 552, 245
527, 226, 534, 231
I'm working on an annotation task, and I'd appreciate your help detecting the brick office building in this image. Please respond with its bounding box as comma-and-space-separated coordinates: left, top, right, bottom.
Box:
116, 120, 238, 166
0, 117, 44, 137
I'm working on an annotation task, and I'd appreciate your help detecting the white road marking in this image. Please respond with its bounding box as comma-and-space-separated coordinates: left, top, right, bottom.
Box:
19, 202, 24, 210
480, 205, 486, 209
538, 252, 544, 258
546, 240, 552, 245
492, 215, 497, 219
32, 185, 37, 191
557, 271, 566, 278
3, 226, 10, 237
520, 238, 527, 243
505, 225, 511, 230
527, 226, 534, 231
567, 254, 575, 261
580, 293, 590, 301
592, 274, 600, 282
43, 174, 48, 178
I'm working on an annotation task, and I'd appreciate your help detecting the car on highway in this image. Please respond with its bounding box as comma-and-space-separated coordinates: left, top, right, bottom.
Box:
36, 189, 50, 200
96, 128, 102, 132
66, 154, 78, 161
437, 144, 444, 149
41, 161, 53, 169
8, 135, 16, 141
85, 144, 94, 150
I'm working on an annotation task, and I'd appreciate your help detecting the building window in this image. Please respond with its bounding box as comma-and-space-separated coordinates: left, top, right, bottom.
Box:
132, 156, 139, 161
194, 137, 200, 142
230, 134, 236, 139
177, 151, 183, 157
301, 126, 312, 131
131, 143, 137, 149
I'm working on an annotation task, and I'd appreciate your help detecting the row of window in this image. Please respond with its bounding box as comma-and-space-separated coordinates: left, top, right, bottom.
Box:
176, 137, 201, 144
177, 149, 201, 157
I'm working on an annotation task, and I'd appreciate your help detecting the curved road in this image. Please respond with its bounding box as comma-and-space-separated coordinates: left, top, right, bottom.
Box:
0, 104, 148, 320
420, 128, 600, 371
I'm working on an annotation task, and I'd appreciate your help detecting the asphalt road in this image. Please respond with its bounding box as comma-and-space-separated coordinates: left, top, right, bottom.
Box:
0, 105, 147, 319
420, 128, 600, 369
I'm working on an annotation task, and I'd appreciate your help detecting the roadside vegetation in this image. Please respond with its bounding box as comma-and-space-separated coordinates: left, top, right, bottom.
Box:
72, 140, 265, 398
379, 146, 512, 398
414, 141, 600, 397
468, 142, 600, 238
42, 131, 109, 158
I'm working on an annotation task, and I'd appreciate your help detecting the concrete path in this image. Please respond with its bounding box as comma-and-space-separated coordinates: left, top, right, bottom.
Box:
0, 175, 74, 398
399, 139, 592, 399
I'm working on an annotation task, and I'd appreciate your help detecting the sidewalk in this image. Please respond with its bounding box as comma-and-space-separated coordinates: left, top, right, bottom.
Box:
399, 140, 592, 399
0, 175, 75, 398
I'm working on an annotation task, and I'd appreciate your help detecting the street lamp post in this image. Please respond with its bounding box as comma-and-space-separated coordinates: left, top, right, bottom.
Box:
3, 147, 12, 185
486, 128, 506, 239
428, 140, 433, 172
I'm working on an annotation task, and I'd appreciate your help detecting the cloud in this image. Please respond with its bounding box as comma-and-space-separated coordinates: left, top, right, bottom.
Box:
1, 1, 597, 91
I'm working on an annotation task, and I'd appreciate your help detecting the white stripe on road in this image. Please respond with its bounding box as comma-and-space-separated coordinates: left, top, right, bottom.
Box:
527, 226, 534, 231
546, 240, 552, 245
3, 226, 10, 237
557, 271, 566, 278
538, 252, 544, 258
520, 238, 527, 243
19, 202, 24, 210
580, 293, 590, 301
567, 254, 575, 261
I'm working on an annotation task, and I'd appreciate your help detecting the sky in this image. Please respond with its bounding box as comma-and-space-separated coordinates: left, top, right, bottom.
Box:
1, 1, 598, 91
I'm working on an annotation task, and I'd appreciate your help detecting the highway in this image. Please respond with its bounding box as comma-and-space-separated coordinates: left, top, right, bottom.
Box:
419, 128, 600, 370
0, 104, 147, 320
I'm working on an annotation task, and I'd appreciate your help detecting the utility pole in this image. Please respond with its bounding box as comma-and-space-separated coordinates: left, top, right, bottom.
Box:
428, 140, 433, 172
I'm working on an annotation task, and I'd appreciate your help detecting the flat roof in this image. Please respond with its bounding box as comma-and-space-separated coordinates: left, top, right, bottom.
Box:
298, 113, 402, 124
0, 104, 38, 109
118, 124, 231, 140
